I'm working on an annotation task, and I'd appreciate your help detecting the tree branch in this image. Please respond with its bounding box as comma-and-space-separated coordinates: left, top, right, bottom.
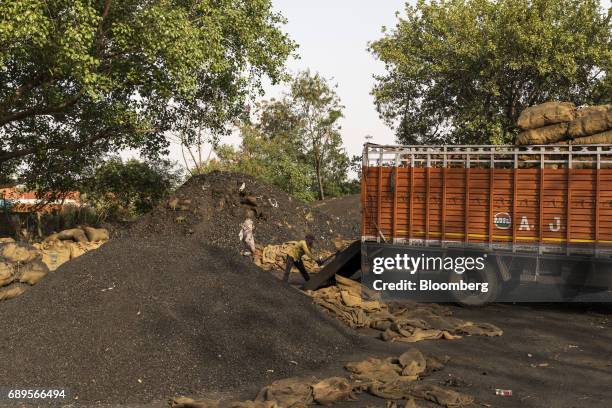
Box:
0, 73, 55, 114
0, 90, 84, 126
0, 125, 119, 162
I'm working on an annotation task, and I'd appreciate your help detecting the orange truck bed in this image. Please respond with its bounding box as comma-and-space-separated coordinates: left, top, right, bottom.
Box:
361, 144, 612, 257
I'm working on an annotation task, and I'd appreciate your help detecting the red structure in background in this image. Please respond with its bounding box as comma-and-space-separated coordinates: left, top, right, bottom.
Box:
0, 187, 81, 213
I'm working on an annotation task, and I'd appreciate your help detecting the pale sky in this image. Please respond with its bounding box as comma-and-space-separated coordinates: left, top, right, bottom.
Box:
164, 0, 611, 168
260, 0, 408, 158
164, 0, 407, 168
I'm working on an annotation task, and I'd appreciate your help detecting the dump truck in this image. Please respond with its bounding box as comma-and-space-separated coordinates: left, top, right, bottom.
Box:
354, 143, 612, 304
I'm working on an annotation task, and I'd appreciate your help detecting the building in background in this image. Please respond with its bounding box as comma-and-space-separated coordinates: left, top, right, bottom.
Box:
0, 186, 81, 213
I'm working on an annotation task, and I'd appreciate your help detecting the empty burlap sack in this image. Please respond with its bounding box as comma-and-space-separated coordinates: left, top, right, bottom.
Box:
388, 399, 421, 408
170, 397, 219, 408
517, 102, 575, 130
516, 122, 569, 145
226, 402, 280, 408
346, 349, 427, 385
255, 377, 315, 408
409, 383, 474, 407
0, 242, 40, 263
0, 284, 26, 301
455, 322, 504, 337
382, 327, 461, 343
83, 227, 109, 242
346, 356, 404, 384
312, 377, 354, 406
571, 129, 612, 145
384, 399, 421, 408
568, 106, 612, 138
0, 262, 15, 286
398, 348, 427, 377
18, 260, 49, 285
170, 397, 280, 408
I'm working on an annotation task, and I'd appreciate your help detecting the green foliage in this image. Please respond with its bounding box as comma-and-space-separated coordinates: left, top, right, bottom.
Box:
213, 71, 354, 201
80, 157, 183, 220
290, 71, 347, 200
0, 0, 295, 193
213, 126, 317, 201
0, 166, 15, 186
370, 0, 611, 145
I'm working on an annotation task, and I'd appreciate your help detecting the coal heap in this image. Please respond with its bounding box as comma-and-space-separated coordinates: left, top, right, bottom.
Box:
0, 172, 361, 404
129, 171, 358, 251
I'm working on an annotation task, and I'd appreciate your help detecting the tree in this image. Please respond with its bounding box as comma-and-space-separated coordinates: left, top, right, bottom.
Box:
0, 0, 295, 193
291, 71, 345, 200
370, 0, 611, 145
218, 72, 354, 201
168, 125, 218, 177
80, 157, 183, 220
216, 125, 317, 201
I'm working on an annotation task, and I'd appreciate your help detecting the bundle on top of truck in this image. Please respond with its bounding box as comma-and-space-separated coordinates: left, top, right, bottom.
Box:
360, 143, 612, 304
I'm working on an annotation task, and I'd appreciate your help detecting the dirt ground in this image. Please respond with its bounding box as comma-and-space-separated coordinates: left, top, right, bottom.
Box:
411, 302, 612, 408
242, 272, 612, 408
107, 301, 611, 408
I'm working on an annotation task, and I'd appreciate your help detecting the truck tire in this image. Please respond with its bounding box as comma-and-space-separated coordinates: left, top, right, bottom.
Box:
449, 262, 500, 306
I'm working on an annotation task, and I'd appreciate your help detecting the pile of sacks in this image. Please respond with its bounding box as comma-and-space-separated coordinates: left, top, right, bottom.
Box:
0, 227, 108, 301
306, 275, 502, 343
516, 102, 612, 145
255, 239, 353, 274
170, 349, 474, 408
0, 238, 49, 301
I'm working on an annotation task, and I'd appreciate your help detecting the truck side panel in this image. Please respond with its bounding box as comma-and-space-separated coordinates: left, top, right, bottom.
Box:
362, 165, 612, 255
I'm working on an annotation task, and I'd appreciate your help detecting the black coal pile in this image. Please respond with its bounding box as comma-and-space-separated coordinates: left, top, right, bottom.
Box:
129, 172, 358, 252
311, 194, 361, 237
0, 172, 362, 404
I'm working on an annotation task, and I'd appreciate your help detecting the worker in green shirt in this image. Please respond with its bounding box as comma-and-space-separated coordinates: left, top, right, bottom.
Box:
283, 234, 322, 283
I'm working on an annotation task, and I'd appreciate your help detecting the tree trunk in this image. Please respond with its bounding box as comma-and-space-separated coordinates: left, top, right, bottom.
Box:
315, 161, 325, 201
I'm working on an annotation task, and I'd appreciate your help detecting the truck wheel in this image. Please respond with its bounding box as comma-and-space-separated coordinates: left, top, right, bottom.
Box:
449, 262, 500, 306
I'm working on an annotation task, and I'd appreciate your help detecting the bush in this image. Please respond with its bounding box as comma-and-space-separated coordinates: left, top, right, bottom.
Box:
80, 157, 183, 222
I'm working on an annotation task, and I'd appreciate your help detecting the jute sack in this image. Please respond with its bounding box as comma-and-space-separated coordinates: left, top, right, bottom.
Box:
69, 241, 103, 260
57, 228, 89, 243
0, 237, 15, 244
0, 262, 15, 286
255, 377, 315, 407
18, 260, 49, 285
83, 227, 109, 242
0, 243, 40, 263
516, 122, 569, 145
568, 107, 612, 138
576, 104, 611, 118
69, 242, 87, 259
311, 377, 353, 405
517, 102, 576, 130
0, 284, 26, 301
572, 130, 612, 145
36, 242, 71, 271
